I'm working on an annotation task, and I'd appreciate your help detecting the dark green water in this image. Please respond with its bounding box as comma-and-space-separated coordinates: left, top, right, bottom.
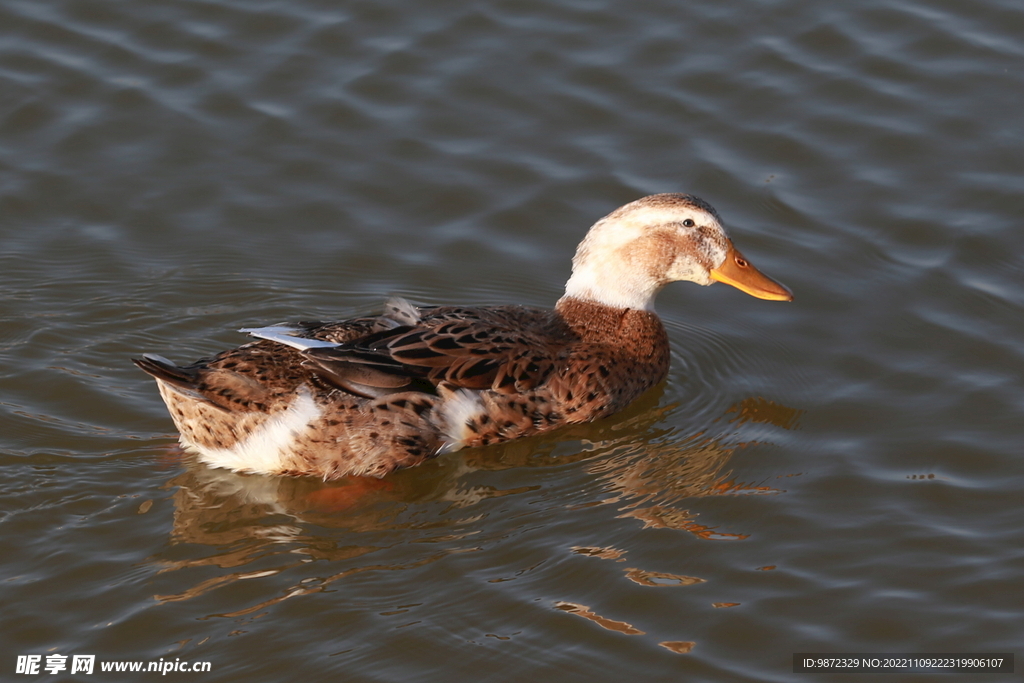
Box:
2, 0, 1022, 680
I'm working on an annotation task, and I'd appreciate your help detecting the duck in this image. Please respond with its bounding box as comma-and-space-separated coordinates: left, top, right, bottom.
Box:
134, 193, 792, 479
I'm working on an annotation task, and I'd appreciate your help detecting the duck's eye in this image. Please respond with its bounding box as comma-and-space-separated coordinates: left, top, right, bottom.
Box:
682, 219, 695, 227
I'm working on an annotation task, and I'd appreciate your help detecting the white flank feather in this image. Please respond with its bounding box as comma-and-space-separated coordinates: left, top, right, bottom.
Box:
436, 388, 486, 454
198, 387, 323, 474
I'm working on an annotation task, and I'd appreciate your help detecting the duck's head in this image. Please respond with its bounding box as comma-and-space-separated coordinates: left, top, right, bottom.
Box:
560, 193, 793, 310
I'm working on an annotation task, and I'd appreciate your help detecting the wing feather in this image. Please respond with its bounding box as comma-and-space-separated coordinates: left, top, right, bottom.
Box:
299, 305, 571, 395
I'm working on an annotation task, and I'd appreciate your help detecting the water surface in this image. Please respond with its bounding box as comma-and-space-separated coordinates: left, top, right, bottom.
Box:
2, 0, 1023, 680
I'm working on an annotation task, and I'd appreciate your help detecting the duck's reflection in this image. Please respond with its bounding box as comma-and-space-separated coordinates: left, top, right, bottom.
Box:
589, 395, 802, 538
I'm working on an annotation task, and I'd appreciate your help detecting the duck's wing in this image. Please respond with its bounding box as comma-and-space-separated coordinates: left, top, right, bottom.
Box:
300, 305, 572, 397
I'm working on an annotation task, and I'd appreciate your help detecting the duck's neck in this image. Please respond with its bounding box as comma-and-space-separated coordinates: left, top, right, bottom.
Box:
560, 269, 662, 311
555, 294, 665, 330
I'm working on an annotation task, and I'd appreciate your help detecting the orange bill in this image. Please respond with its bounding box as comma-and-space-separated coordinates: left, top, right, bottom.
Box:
710, 244, 793, 301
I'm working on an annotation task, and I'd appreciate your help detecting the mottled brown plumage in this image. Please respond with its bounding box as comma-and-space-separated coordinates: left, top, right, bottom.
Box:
135, 193, 792, 479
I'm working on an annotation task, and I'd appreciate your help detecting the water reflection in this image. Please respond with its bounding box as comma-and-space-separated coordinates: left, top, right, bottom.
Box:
587, 395, 801, 539
554, 602, 645, 635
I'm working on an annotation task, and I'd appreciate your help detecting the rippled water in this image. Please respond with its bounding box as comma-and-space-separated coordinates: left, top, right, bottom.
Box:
3, 0, 1023, 680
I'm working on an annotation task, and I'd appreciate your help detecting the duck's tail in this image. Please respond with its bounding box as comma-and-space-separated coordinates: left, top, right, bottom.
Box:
132, 354, 199, 390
